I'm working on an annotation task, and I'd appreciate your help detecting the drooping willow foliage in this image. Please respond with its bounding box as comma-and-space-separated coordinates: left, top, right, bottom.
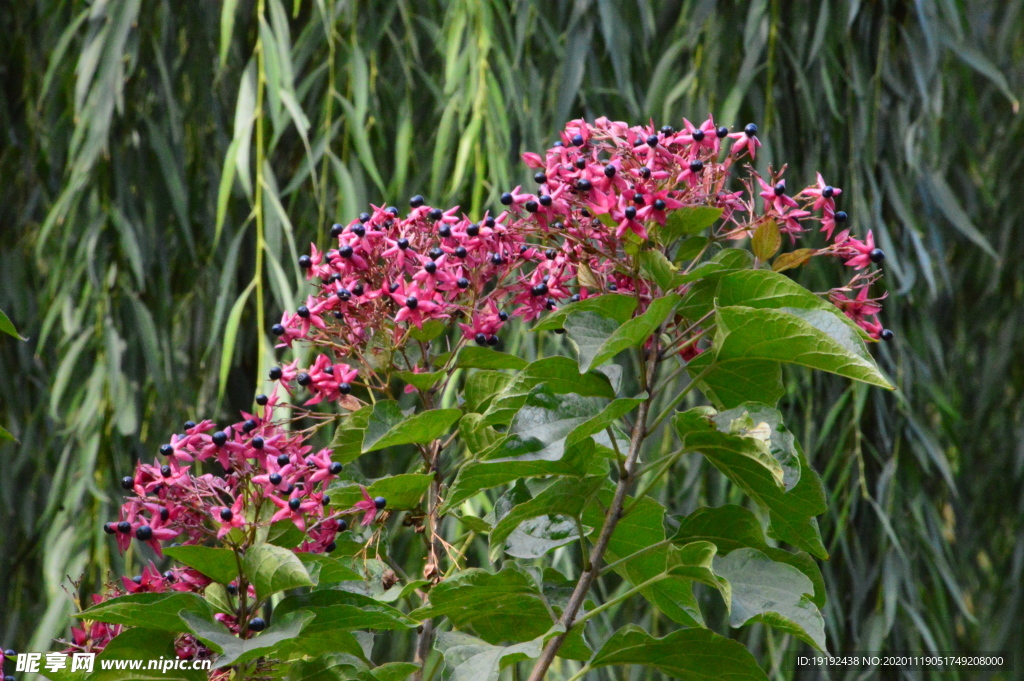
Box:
0, 0, 1021, 677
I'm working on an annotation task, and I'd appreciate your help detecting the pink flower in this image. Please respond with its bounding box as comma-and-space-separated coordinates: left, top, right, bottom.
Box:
841, 230, 881, 270
345, 486, 385, 526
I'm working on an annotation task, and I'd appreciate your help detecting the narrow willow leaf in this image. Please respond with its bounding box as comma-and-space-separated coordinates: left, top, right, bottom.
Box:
0, 308, 25, 340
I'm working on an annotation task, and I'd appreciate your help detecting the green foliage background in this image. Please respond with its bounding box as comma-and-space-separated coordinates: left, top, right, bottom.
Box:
1, 0, 1021, 676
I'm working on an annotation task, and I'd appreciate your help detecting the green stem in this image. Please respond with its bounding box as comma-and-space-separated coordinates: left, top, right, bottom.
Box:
565, 665, 592, 681
598, 538, 673, 577
573, 572, 670, 628
647, 364, 714, 435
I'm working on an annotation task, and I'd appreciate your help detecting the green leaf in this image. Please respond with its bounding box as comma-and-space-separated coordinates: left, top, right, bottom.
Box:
331, 405, 373, 464
367, 662, 421, 681
454, 346, 528, 370
713, 305, 894, 389
180, 609, 314, 668
673, 235, 709, 264
672, 504, 825, 608
90, 628, 205, 681
409, 562, 552, 645
659, 206, 724, 243
772, 248, 816, 272
590, 624, 769, 680
565, 294, 680, 372
361, 401, 461, 452
297, 553, 363, 585
532, 294, 637, 331
408, 318, 447, 342
0, 308, 25, 340
242, 543, 313, 600
76, 592, 214, 633
459, 413, 502, 454
433, 631, 547, 681
639, 249, 683, 290
711, 248, 755, 269
163, 546, 240, 585
328, 474, 433, 510
441, 437, 598, 514
712, 402, 801, 490
283, 653, 367, 681
713, 548, 827, 650
716, 269, 867, 338
274, 589, 419, 631
489, 476, 603, 560
675, 408, 828, 559
0, 424, 16, 444
396, 369, 446, 391
464, 371, 515, 413
583, 493, 703, 627
480, 357, 616, 427
686, 351, 785, 409
751, 220, 781, 260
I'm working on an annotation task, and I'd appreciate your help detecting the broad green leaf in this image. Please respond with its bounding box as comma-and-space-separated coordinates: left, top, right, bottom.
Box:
565, 294, 680, 372
459, 413, 502, 454
204, 583, 234, 615
91, 628, 205, 681
76, 592, 214, 633
409, 562, 552, 645
713, 548, 827, 650
751, 219, 781, 260
0, 308, 25, 340
772, 248, 816, 272
297, 553, 363, 585
712, 402, 800, 490
480, 357, 615, 427
639, 249, 683, 290
267, 518, 306, 548
583, 493, 703, 627
163, 546, 240, 585
532, 294, 637, 331
283, 653, 367, 681
331, 405, 373, 463
367, 662, 420, 681
274, 589, 419, 631
433, 630, 547, 681
361, 401, 461, 452
489, 476, 603, 561
454, 346, 528, 370
408, 318, 447, 341
328, 474, 433, 510
672, 504, 825, 608
440, 437, 598, 514
673, 235, 709, 263
686, 351, 785, 409
711, 248, 755, 269
464, 370, 514, 413
565, 394, 645, 447
659, 205, 724, 243
242, 543, 313, 600
180, 610, 314, 667
590, 624, 769, 680
713, 305, 893, 389
675, 408, 828, 559
396, 369, 446, 391
716, 269, 867, 339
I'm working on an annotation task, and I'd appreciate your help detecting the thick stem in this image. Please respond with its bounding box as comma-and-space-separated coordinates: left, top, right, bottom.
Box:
525, 351, 658, 681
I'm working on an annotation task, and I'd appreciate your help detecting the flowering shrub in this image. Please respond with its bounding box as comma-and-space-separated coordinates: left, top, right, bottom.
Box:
56, 116, 892, 681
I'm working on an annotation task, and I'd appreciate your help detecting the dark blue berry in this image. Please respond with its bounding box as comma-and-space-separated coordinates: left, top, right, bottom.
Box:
212, 431, 228, 447
624, 206, 637, 220
220, 509, 233, 521
654, 199, 666, 211
691, 128, 704, 141
438, 224, 452, 238
500, 192, 514, 205
270, 366, 283, 380
397, 238, 410, 250
455, 246, 468, 258
689, 160, 703, 173
277, 454, 290, 466
135, 525, 153, 541
325, 541, 337, 553
121, 476, 134, 490
160, 465, 172, 477
297, 373, 311, 387
466, 223, 480, 237
745, 123, 758, 136
457, 278, 470, 289
646, 134, 660, 147
662, 125, 676, 135
118, 521, 132, 534
576, 178, 593, 192
834, 211, 848, 223
429, 208, 443, 221
374, 497, 387, 509
269, 473, 282, 485
298, 255, 312, 269
604, 165, 616, 178
338, 519, 348, 532
339, 246, 353, 258
880, 329, 894, 341
288, 497, 302, 511
103, 522, 116, 534
330, 223, 344, 237
869, 248, 886, 264
297, 306, 310, 318
329, 462, 343, 475
251, 436, 264, 450
525, 200, 538, 213
716, 126, 729, 138
424, 261, 437, 274
405, 296, 418, 310
359, 212, 371, 223
822, 186, 834, 199
339, 382, 351, 395
248, 617, 267, 632
571, 134, 584, 146
409, 195, 424, 208
475, 333, 487, 346
534, 172, 547, 183
539, 194, 552, 206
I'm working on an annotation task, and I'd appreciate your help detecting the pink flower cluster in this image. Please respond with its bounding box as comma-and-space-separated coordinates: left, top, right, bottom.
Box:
269, 115, 889, 404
